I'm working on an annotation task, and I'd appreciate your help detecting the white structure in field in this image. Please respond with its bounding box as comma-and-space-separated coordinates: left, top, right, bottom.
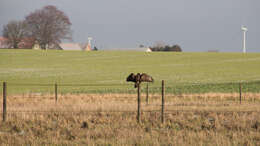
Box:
241, 26, 248, 53
146, 48, 152, 52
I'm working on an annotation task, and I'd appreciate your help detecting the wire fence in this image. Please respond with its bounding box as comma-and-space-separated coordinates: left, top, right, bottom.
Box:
1, 81, 260, 95
1, 81, 260, 123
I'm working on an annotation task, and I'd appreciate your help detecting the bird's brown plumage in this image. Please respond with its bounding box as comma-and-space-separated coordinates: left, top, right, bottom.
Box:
126, 73, 154, 88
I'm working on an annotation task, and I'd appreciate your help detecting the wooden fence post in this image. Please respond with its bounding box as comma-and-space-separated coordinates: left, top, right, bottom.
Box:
161, 80, 165, 123
3, 82, 7, 122
137, 83, 141, 123
55, 83, 58, 103
146, 83, 149, 105
239, 83, 242, 104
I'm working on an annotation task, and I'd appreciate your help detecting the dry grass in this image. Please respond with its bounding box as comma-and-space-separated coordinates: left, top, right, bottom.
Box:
1, 93, 260, 145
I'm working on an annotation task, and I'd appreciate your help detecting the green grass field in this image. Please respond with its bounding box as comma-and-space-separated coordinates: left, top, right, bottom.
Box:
1, 49, 260, 94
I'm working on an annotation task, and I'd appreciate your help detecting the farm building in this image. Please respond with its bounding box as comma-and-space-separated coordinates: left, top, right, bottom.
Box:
0, 37, 35, 49
0, 37, 10, 48
32, 42, 41, 50
145, 48, 152, 52
59, 43, 82, 51
108, 48, 152, 52
47, 43, 63, 50
18, 37, 35, 49
33, 43, 81, 50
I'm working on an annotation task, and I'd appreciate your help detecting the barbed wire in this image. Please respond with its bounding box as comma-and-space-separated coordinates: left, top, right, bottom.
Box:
0, 80, 260, 87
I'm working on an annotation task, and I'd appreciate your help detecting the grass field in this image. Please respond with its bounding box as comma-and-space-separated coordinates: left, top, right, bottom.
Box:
0, 93, 260, 145
1, 49, 260, 94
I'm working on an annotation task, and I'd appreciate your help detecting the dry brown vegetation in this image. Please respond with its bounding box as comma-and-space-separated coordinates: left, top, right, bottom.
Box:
1, 93, 260, 145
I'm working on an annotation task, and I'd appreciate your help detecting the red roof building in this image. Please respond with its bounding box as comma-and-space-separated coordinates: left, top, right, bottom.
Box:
18, 37, 35, 49
0, 37, 10, 48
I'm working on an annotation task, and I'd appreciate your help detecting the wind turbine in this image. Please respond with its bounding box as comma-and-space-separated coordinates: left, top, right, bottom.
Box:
241, 26, 248, 53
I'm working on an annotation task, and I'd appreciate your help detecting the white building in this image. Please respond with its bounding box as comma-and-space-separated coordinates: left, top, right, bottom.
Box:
59, 43, 82, 51
109, 48, 152, 52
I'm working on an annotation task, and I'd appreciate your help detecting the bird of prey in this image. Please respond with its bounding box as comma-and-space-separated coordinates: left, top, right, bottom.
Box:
126, 73, 154, 88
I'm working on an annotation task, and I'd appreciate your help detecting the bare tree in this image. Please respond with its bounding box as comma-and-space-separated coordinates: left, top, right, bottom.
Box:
2, 20, 28, 48
25, 5, 72, 50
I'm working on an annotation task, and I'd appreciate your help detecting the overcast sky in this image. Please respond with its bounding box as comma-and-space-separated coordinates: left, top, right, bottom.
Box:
0, 0, 259, 52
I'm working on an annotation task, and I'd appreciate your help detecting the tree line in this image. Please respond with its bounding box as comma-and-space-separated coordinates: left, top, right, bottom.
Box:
150, 45, 182, 52
2, 5, 72, 49
147, 41, 182, 52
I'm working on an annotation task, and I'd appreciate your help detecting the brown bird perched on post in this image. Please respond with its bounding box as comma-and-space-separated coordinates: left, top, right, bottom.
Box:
126, 73, 154, 88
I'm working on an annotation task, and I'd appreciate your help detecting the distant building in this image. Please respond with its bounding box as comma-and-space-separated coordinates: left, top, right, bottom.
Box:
146, 48, 152, 52
47, 43, 63, 50
32, 42, 63, 50
0, 36, 35, 49
33, 43, 82, 50
59, 43, 82, 51
109, 48, 152, 52
32, 43, 41, 50
18, 37, 35, 49
0, 37, 10, 48
32, 41, 41, 50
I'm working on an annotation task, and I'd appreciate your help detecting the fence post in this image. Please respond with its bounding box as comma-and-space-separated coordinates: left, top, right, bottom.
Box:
55, 83, 58, 103
239, 83, 242, 104
3, 82, 7, 122
137, 83, 141, 123
161, 80, 165, 123
146, 83, 149, 105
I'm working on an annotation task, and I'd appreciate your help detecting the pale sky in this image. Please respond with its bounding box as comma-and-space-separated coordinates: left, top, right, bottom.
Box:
0, 0, 259, 52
